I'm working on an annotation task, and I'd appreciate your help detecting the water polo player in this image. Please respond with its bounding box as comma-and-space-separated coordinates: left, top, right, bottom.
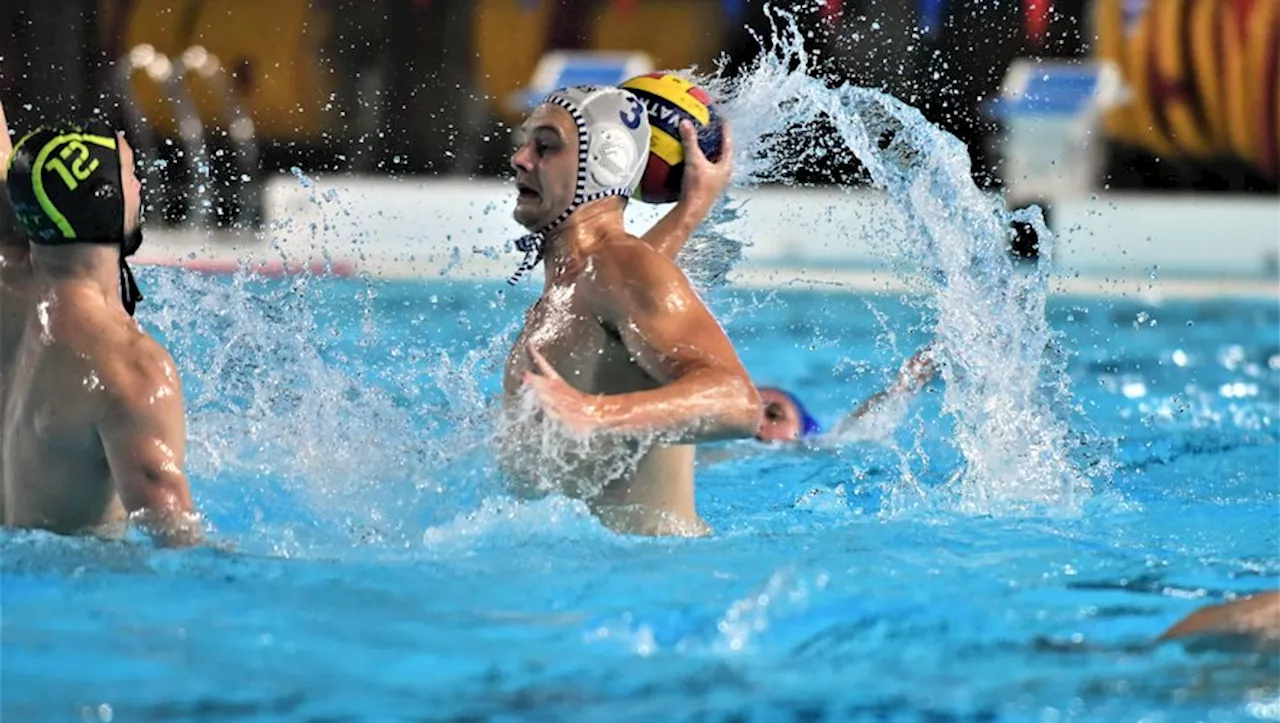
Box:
496, 84, 756, 537
1, 119, 201, 547
756, 386, 825, 443
751, 346, 937, 445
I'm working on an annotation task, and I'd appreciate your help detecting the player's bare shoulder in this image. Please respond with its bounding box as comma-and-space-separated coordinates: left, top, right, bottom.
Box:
583, 235, 690, 312
98, 330, 183, 410
595, 234, 681, 280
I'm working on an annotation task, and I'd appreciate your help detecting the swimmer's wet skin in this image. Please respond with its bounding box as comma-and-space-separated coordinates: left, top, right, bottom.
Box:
0, 99, 12, 180
757, 386, 822, 443
1159, 591, 1280, 652
752, 347, 939, 445
498, 85, 756, 537
0, 118, 202, 547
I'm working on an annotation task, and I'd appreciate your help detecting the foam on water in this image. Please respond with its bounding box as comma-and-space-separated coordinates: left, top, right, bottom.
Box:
584, 567, 832, 656
420, 495, 614, 552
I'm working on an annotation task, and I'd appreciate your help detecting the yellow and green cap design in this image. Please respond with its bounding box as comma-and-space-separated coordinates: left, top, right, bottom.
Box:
5, 120, 125, 246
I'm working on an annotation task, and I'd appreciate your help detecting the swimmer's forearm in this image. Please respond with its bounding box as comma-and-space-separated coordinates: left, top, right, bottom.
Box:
641, 197, 714, 260
847, 383, 913, 421
592, 369, 760, 443
847, 347, 939, 420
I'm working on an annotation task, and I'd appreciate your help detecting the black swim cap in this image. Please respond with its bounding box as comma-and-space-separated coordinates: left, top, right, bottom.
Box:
5, 120, 144, 315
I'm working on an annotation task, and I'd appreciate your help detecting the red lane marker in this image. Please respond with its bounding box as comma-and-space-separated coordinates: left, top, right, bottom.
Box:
133, 257, 359, 278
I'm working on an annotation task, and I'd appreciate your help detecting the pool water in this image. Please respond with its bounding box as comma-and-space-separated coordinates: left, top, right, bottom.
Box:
2, 270, 1276, 722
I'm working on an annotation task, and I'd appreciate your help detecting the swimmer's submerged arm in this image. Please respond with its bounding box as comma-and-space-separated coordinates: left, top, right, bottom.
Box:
584, 250, 760, 443
98, 342, 202, 548
1159, 591, 1280, 646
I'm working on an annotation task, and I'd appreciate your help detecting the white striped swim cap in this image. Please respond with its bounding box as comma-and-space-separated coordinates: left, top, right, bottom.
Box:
509, 85, 652, 283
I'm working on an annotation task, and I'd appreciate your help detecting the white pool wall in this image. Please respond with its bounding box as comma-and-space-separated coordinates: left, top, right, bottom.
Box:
134, 175, 1279, 299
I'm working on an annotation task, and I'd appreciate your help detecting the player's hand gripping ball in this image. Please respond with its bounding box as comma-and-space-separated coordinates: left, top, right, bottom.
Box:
620, 72, 724, 204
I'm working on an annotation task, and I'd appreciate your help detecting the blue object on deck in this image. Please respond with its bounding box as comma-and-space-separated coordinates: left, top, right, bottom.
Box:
991, 64, 1106, 118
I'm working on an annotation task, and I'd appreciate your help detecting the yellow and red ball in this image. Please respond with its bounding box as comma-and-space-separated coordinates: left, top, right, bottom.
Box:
621, 72, 724, 204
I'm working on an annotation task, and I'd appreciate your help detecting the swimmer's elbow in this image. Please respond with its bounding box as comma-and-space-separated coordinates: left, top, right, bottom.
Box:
117, 465, 202, 547
716, 373, 763, 439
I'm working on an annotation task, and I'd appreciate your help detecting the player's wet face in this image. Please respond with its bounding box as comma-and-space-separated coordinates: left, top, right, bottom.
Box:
756, 387, 803, 442
510, 105, 579, 230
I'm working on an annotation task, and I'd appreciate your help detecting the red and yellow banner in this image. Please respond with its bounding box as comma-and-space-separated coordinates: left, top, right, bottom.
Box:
1094, 0, 1280, 178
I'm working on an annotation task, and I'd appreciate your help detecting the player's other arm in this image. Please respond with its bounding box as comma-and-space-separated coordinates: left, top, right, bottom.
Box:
524, 245, 760, 443
98, 338, 202, 547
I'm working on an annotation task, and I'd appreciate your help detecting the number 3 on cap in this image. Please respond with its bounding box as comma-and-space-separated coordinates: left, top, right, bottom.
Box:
619, 97, 645, 130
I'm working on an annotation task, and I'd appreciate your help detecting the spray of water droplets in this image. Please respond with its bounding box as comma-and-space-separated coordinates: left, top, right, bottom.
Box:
138, 267, 521, 552
679, 6, 1107, 513
131, 3, 1108, 549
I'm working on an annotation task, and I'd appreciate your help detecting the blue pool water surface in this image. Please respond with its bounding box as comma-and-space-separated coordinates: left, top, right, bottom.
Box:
2, 271, 1277, 722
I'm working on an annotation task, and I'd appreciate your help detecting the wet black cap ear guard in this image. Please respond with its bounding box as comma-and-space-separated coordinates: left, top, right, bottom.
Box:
5, 120, 144, 316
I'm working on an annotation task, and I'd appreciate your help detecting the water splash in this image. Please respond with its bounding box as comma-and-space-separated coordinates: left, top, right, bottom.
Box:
689, 6, 1102, 513
139, 268, 459, 551
673, 197, 750, 292
495, 383, 653, 503
583, 567, 830, 656
126, 3, 1101, 552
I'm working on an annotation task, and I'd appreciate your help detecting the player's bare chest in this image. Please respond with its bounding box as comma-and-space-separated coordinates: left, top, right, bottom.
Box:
504, 291, 631, 393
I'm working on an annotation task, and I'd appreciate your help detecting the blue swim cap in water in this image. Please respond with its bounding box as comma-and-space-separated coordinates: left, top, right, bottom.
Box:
781, 390, 822, 438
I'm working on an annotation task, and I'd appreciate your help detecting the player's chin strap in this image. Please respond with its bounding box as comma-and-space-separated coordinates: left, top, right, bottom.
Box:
119, 256, 143, 317
507, 198, 578, 285
508, 231, 544, 285
118, 227, 145, 316
506, 189, 629, 285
